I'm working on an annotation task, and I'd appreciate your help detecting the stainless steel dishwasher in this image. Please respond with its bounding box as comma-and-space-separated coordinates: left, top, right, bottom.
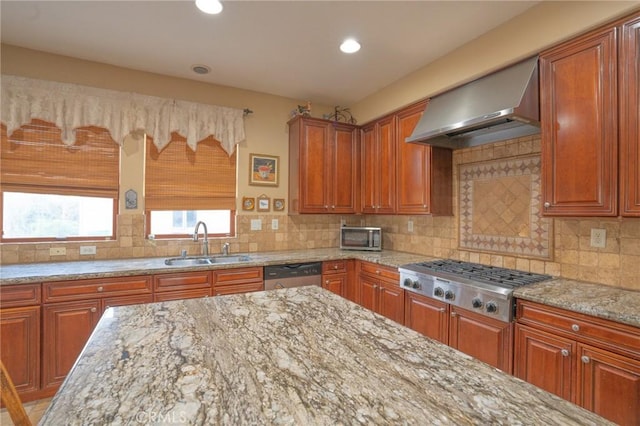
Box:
264, 262, 322, 290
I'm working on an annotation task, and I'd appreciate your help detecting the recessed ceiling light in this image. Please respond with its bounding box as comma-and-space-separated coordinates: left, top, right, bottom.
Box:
340, 38, 361, 54
195, 0, 223, 15
191, 64, 211, 75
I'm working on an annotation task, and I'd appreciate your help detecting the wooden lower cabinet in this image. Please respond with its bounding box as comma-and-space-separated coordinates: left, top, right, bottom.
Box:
357, 261, 404, 324
212, 267, 263, 296
322, 260, 356, 299
405, 293, 512, 373
404, 291, 448, 344
43, 300, 101, 390
449, 306, 513, 373
515, 299, 640, 426
0, 306, 41, 398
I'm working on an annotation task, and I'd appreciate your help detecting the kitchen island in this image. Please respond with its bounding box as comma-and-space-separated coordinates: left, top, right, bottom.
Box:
39, 286, 609, 425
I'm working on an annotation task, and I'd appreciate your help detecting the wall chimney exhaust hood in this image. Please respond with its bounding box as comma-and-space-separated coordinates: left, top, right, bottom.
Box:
406, 56, 540, 149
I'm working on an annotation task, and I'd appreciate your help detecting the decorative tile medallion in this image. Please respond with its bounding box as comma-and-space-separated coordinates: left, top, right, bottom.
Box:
459, 155, 552, 259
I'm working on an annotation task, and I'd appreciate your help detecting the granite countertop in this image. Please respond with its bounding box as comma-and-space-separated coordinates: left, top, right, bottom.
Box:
39, 286, 609, 425
514, 278, 640, 328
0, 248, 429, 285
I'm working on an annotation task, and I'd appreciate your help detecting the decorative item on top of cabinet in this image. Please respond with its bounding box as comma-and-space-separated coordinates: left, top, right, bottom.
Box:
515, 299, 640, 426
620, 14, 640, 216
288, 116, 359, 214
396, 101, 453, 215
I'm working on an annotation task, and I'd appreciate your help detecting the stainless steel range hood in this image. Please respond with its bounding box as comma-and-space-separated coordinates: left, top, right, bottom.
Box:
406, 56, 540, 149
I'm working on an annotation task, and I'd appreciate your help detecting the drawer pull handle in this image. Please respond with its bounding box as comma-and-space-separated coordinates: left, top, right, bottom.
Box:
334, 265, 339, 270
325, 280, 330, 284
451, 312, 457, 317
97, 286, 104, 292
561, 349, 569, 357
90, 307, 97, 313
581, 355, 590, 364
376, 270, 380, 275
571, 324, 580, 332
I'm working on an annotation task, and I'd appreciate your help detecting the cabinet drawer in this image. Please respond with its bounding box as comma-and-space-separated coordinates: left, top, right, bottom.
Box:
212, 267, 263, 285
154, 272, 211, 293
517, 300, 640, 358
154, 288, 211, 302
323, 260, 347, 274
358, 261, 399, 283
0, 284, 41, 308
213, 282, 264, 296
44, 276, 152, 303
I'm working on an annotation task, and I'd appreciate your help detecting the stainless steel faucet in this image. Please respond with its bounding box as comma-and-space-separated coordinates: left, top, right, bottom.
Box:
193, 221, 209, 256
221, 242, 230, 256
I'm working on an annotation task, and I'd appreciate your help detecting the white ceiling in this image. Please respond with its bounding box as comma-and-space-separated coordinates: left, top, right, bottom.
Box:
1, 1, 538, 106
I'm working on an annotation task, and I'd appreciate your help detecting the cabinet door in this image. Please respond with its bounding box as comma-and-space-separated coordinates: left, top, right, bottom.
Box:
360, 123, 377, 213
375, 116, 396, 214
299, 119, 331, 212
378, 284, 404, 324
577, 344, 640, 426
514, 323, 575, 401
43, 300, 101, 389
540, 26, 618, 216
331, 123, 359, 213
358, 274, 378, 312
620, 15, 640, 216
404, 292, 448, 344
322, 274, 346, 297
449, 306, 513, 373
0, 306, 40, 395
396, 102, 431, 214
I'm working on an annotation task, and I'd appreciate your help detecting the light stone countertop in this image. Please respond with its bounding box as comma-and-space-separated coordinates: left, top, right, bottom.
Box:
513, 278, 640, 328
39, 286, 610, 426
0, 248, 430, 285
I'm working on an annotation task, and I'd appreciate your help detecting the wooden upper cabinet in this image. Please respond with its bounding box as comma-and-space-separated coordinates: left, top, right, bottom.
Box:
360, 115, 396, 214
288, 116, 359, 214
620, 15, 640, 216
540, 25, 618, 216
396, 101, 452, 215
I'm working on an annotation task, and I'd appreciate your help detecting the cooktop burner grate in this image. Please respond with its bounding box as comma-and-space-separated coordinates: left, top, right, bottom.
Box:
406, 259, 551, 289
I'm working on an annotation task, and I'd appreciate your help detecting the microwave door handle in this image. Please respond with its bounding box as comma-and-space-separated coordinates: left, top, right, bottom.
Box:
368, 230, 373, 248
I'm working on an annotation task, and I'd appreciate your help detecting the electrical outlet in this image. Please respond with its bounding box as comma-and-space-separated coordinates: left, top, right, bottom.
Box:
250, 219, 262, 231
590, 228, 606, 248
80, 246, 97, 255
408, 220, 414, 233
340, 219, 346, 227
49, 247, 66, 256
272, 219, 279, 230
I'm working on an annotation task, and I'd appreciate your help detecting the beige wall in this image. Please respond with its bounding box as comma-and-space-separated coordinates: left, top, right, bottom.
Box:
351, 1, 640, 122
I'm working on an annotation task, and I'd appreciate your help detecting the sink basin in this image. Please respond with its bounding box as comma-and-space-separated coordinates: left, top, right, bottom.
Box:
164, 255, 251, 266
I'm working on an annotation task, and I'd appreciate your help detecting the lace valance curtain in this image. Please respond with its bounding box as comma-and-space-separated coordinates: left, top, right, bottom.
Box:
1, 75, 246, 155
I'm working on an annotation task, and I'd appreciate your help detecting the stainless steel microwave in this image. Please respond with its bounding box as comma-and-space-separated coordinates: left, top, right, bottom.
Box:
340, 226, 382, 251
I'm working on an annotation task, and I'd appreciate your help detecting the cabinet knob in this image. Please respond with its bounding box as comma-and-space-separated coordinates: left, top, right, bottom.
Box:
333, 265, 338, 270
423, 204, 427, 208
331, 205, 335, 209
325, 280, 330, 284
543, 202, 551, 209
451, 312, 457, 317
581, 355, 590, 364
561, 349, 570, 357
571, 324, 580, 332
375, 270, 380, 275
373, 285, 378, 290
97, 286, 104, 292
90, 307, 97, 313
438, 308, 446, 313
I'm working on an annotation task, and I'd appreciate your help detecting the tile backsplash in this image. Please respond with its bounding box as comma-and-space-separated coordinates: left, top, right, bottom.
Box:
1, 134, 639, 291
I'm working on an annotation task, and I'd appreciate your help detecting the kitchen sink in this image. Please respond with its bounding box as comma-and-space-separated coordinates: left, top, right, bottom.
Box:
164, 255, 251, 266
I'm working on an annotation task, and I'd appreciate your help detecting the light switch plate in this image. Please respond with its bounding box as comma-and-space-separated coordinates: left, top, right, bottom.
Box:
590, 228, 606, 248
272, 219, 279, 230
408, 220, 414, 233
80, 246, 97, 255
250, 219, 262, 231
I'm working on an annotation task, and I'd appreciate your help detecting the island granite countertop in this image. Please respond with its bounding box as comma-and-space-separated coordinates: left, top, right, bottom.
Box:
39, 285, 609, 425
0, 248, 430, 285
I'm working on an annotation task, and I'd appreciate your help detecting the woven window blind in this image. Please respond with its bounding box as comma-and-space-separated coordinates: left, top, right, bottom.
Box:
1, 120, 119, 198
145, 133, 236, 211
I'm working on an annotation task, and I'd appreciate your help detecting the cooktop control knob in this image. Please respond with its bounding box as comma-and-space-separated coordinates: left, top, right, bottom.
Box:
444, 290, 455, 300
403, 278, 413, 288
412, 281, 421, 290
434, 287, 444, 297
472, 298, 483, 309
485, 302, 498, 313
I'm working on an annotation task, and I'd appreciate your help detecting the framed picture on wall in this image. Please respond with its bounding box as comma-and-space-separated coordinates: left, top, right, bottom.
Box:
257, 195, 270, 212
273, 198, 285, 211
249, 153, 279, 187
242, 197, 255, 211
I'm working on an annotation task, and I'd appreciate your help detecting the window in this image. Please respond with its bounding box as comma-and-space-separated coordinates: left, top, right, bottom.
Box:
145, 133, 236, 238
1, 120, 119, 242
